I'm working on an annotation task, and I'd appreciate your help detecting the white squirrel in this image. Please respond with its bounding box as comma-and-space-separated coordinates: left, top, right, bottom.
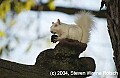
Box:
50, 11, 94, 43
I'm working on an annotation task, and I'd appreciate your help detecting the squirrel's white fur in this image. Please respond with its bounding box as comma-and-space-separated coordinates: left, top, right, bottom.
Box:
50, 11, 94, 43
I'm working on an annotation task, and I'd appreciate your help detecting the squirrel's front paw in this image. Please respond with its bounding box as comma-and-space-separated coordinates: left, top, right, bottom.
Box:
51, 35, 58, 43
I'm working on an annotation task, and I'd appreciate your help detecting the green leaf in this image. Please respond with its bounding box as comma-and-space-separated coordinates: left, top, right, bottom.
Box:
15, 36, 20, 43
26, 43, 32, 52
0, 47, 3, 55
0, 30, 6, 38
47, 0, 56, 10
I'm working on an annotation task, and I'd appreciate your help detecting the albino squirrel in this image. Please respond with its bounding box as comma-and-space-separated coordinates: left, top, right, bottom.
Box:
50, 11, 94, 43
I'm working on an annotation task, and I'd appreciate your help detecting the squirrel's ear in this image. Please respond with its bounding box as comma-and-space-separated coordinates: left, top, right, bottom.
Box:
57, 19, 61, 25
52, 22, 54, 24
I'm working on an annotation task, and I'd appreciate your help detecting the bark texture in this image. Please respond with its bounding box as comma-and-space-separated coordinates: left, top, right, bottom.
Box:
105, 0, 120, 77
0, 39, 96, 78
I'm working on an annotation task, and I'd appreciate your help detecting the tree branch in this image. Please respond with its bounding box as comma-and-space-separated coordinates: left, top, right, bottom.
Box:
31, 5, 106, 18
0, 39, 96, 78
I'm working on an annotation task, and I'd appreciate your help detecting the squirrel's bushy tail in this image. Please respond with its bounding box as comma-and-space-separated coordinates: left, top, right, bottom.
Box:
75, 11, 94, 43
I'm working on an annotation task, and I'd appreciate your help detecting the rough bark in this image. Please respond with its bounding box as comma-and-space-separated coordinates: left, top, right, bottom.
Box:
0, 39, 96, 78
105, 0, 120, 77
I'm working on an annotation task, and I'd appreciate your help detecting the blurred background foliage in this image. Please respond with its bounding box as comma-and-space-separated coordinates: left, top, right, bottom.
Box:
0, 0, 106, 59
0, 0, 56, 56
0, 0, 35, 21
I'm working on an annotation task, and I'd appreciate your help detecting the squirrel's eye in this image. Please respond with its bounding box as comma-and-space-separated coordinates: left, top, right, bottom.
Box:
52, 22, 54, 24
54, 24, 57, 27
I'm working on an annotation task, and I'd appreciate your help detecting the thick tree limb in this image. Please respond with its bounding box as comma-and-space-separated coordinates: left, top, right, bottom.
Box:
0, 39, 96, 78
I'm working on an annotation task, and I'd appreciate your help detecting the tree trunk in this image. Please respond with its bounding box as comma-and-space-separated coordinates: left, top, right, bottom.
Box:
105, 0, 120, 77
